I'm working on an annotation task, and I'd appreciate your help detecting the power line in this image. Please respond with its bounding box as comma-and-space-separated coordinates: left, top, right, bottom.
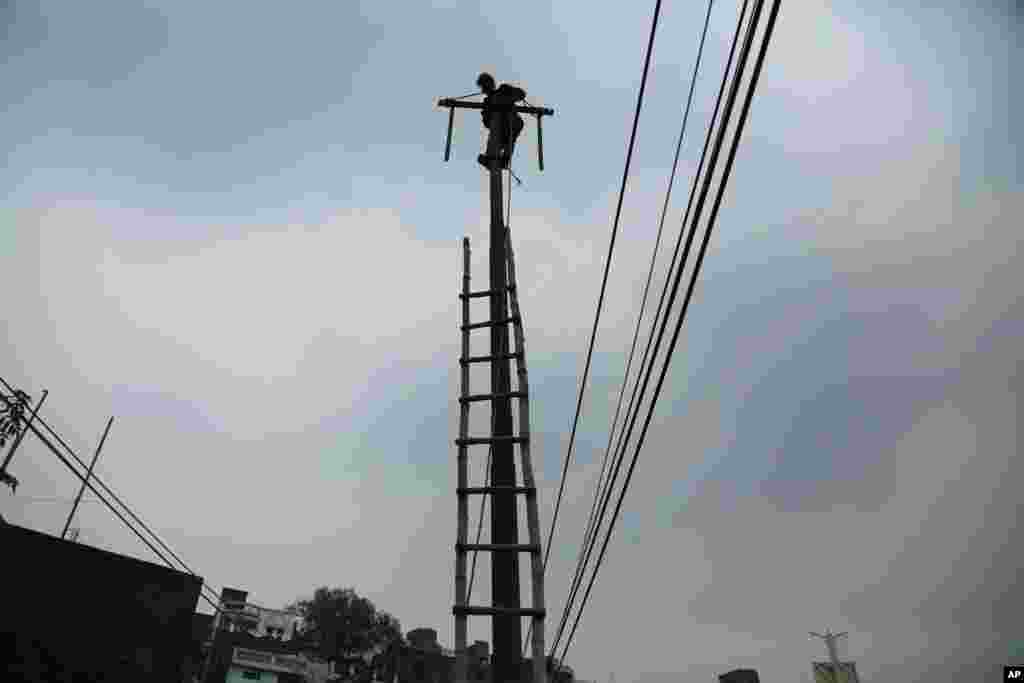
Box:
558, 0, 781, 664
535, 0, 664, 653
550, 0, 748, 658
0, 391, 221, 612
557, 0, 718, 657
467, 445, 493, 600
13, 496, 106, 504
0, 375, 223, 609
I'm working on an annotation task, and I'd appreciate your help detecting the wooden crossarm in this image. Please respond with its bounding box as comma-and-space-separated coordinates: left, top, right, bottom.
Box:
437, 99, 555, 117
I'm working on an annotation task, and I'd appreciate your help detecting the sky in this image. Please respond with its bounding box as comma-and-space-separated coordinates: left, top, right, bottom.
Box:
1, 0, 1021, 681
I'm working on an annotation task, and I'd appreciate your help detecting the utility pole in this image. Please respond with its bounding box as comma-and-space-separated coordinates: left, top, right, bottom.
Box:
61, 416, 114, 539
440, 87, 554, 683
487, 116, 521, 683
809, 629, 848, 682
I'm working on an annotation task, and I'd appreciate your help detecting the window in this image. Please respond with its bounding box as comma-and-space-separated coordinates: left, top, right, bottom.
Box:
242, 671, 261, 680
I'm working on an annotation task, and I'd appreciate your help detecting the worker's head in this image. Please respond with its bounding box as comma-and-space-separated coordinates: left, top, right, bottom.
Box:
476, 72, 496, 94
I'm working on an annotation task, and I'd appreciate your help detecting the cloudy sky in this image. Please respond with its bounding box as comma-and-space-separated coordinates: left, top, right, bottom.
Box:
1, 0, 1020, 681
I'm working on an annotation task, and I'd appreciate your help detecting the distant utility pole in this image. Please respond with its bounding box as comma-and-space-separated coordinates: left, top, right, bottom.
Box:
809, 629, 848, 682
61, 416, 114, 539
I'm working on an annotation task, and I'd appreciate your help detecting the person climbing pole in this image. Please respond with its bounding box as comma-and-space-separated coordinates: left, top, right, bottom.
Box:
476, 72, 526, 171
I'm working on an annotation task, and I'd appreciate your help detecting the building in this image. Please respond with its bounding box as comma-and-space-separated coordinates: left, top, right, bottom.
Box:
210, 587, 303, 641
386, 628, 457, 683
201, 606, 578, 683
0, 522, 202, 682
200, 587, 317, 683
204, 629, 311, 683
183, 613, 216, 682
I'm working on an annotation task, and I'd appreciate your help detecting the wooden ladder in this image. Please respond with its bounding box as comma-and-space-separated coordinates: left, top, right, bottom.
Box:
454, 232, 546, 683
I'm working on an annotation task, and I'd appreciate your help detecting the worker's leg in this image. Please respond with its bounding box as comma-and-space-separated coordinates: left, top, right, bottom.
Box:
480, 113, 503, 170
504, 116, 525, 167
481, 133, 504, 171
485, 113, 506, 160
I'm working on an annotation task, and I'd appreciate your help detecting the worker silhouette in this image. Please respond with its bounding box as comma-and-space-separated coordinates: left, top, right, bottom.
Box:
476, 72, 526, 171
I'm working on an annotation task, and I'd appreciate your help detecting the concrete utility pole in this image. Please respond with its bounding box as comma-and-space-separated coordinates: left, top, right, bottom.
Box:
809, 629, 848, 682
486, 120, 521, 683
440, 89, 553, 683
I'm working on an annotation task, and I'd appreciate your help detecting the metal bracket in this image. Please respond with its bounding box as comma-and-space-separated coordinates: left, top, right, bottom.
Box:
438, 98, 555, 172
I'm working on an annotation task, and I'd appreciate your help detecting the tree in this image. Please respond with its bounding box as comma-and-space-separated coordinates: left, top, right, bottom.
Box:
0, 389, 31, 450
0, 389, 31, 494
287, 587, 403, 666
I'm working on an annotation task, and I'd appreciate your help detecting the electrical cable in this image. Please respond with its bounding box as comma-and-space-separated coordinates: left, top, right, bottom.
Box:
537, 0, 664, 654
13, 496, 105, 504
0, 391, 222, 613
560, 0, 718, 655
0, 375, 223, 608
467, 443, 494, 600
558, 0, 781, 664
550, 0, 748, 657
557, 0, 763, 657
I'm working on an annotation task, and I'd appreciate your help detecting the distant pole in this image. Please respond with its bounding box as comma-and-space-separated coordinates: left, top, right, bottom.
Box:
809, 629, 848, 682
61, 416, 114, 539
1, 389, 49, 474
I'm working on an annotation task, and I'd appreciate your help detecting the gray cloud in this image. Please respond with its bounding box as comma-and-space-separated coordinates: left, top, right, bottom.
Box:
2, 2, 1021, 682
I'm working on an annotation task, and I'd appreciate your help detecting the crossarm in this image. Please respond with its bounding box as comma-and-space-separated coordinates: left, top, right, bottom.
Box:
438, 99, 554, 117
438, 98, 554, 170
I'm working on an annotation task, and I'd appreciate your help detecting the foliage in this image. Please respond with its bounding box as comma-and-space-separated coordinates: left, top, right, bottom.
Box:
286, 586, 403, 663
0, 389, 31, 450
0, 389, 30, 493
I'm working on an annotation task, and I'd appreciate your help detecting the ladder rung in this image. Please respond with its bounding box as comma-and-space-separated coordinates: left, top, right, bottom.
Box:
459, 391, 527, 403
462, 316, 519, 331
453, 605, 545, 618
460, 352, 522, 365
460, 286, 516, 300
455, 436, 528, 446
456, 543, 541, 553
457, 486, 536, 496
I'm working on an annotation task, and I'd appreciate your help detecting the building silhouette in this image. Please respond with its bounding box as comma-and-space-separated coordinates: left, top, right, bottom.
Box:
1, 522, 201, 682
